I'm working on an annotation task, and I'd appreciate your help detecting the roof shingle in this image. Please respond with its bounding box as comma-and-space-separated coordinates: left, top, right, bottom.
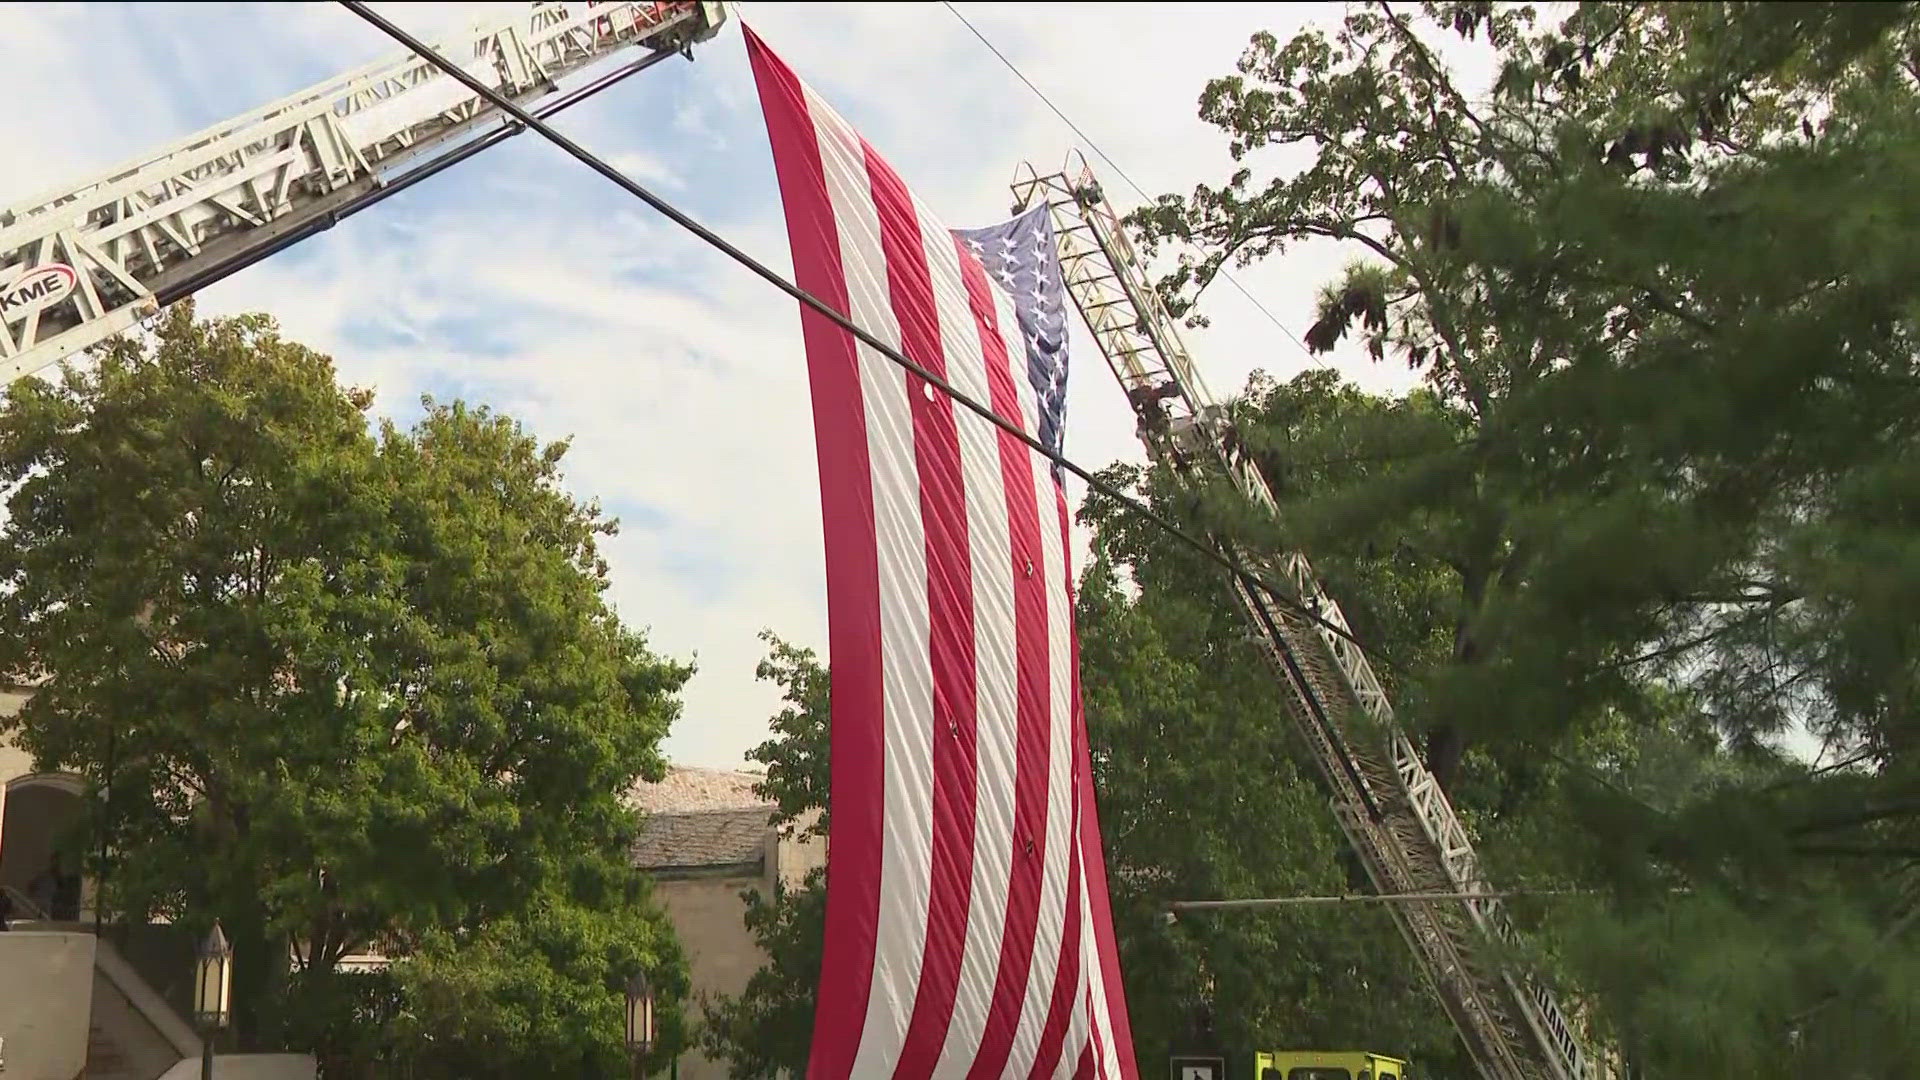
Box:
632, 806, 773, 871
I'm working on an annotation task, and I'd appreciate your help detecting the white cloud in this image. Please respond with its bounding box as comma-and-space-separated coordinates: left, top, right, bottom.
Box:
607, 149, 684, 190
3, 1, 1443, 767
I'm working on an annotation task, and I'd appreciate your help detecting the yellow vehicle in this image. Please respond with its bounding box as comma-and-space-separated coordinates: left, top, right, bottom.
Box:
1255, 1050, 1410, 1080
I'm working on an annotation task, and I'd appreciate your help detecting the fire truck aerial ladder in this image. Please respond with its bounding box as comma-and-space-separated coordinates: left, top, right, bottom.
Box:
0, 0, 727, 383
1012, 157, 1599, 1080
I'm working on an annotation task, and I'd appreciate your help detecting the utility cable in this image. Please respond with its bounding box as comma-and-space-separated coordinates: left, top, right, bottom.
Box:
940, 0, 1322, 366
1169, 888, 1598, 912
335, 1, 1392, 671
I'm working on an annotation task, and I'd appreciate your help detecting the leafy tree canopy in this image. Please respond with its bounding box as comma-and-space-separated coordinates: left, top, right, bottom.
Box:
1127, 1, 1920, 1073
0, 303, 691, 1074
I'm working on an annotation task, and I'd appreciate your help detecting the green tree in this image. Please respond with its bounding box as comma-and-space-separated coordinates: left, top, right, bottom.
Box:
385, 895, 689, 1079
1072, 519, 1459, 1071
1129, 2, 1920, 1073
0, 303, 692, 1072
700, 632, 829, 1080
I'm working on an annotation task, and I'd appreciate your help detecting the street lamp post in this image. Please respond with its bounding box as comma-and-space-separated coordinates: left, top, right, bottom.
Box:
194, 921, 233, 1080
625, 970, 656, 1080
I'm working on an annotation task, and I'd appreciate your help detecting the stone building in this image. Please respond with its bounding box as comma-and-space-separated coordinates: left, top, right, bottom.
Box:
0, 684, 318, 1080
628, 766, 824, 1080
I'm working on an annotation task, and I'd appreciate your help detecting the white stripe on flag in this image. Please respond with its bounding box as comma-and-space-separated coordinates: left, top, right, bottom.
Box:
1082, 843, 1119, 1080
1055, 906, 1092, 1080
920, 226, 1019, 1075
808, 88, 937, 1075
1005, 455, 1077, 1079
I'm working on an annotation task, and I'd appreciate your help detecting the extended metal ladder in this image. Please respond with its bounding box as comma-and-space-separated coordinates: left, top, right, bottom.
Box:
0, 1, 727, 383
1013, 157, 1595, 1080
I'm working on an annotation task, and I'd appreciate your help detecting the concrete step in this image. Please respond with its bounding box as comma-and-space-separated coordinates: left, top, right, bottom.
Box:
84, 954, 192, 1080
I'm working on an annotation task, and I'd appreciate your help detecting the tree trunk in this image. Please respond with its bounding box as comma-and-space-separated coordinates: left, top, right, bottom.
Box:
1427, 725, 1466, 794
222, 884, 293, 1052
1429, 560, 1490, 793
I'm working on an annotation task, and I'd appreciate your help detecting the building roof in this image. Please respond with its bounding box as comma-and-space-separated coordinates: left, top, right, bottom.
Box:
628, 765, 769, 814
632, 806, 774, 872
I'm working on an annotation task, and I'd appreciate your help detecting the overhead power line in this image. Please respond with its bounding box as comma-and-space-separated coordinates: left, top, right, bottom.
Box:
940, 0, 1321, 365
1169, 889, 1597, 913
335, 0, 1395, 672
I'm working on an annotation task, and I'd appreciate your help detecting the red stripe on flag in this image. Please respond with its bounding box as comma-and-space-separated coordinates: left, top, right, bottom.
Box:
953, 242, 1056, 1080
863, 147, 982, 1077
1026, 790, 1084, 1080
1072, 480, 1140, 1080
1075, 1038, 1099, 1080
744, 30, 883, 1080
1032, 488, 1095, 1080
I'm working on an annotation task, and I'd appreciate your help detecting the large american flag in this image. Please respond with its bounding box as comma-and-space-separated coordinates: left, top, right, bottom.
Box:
746, 26, 1138, 1080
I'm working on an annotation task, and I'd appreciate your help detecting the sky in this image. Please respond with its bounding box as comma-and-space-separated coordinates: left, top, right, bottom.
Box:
1, 1, 1438, 768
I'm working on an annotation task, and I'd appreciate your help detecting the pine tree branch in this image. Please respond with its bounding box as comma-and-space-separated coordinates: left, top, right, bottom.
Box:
1784, 897, 1920, 1029
1791, 842, 1920, 859
1375, 1, 1499, 150
1786, 799, 1920, 838
1599, 624, 1735, 673
1294, 221, 1408, 269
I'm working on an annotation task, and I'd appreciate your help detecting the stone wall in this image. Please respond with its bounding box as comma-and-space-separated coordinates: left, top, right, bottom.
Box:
654, 872, 768, 1080
0, 930, 97, 1080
